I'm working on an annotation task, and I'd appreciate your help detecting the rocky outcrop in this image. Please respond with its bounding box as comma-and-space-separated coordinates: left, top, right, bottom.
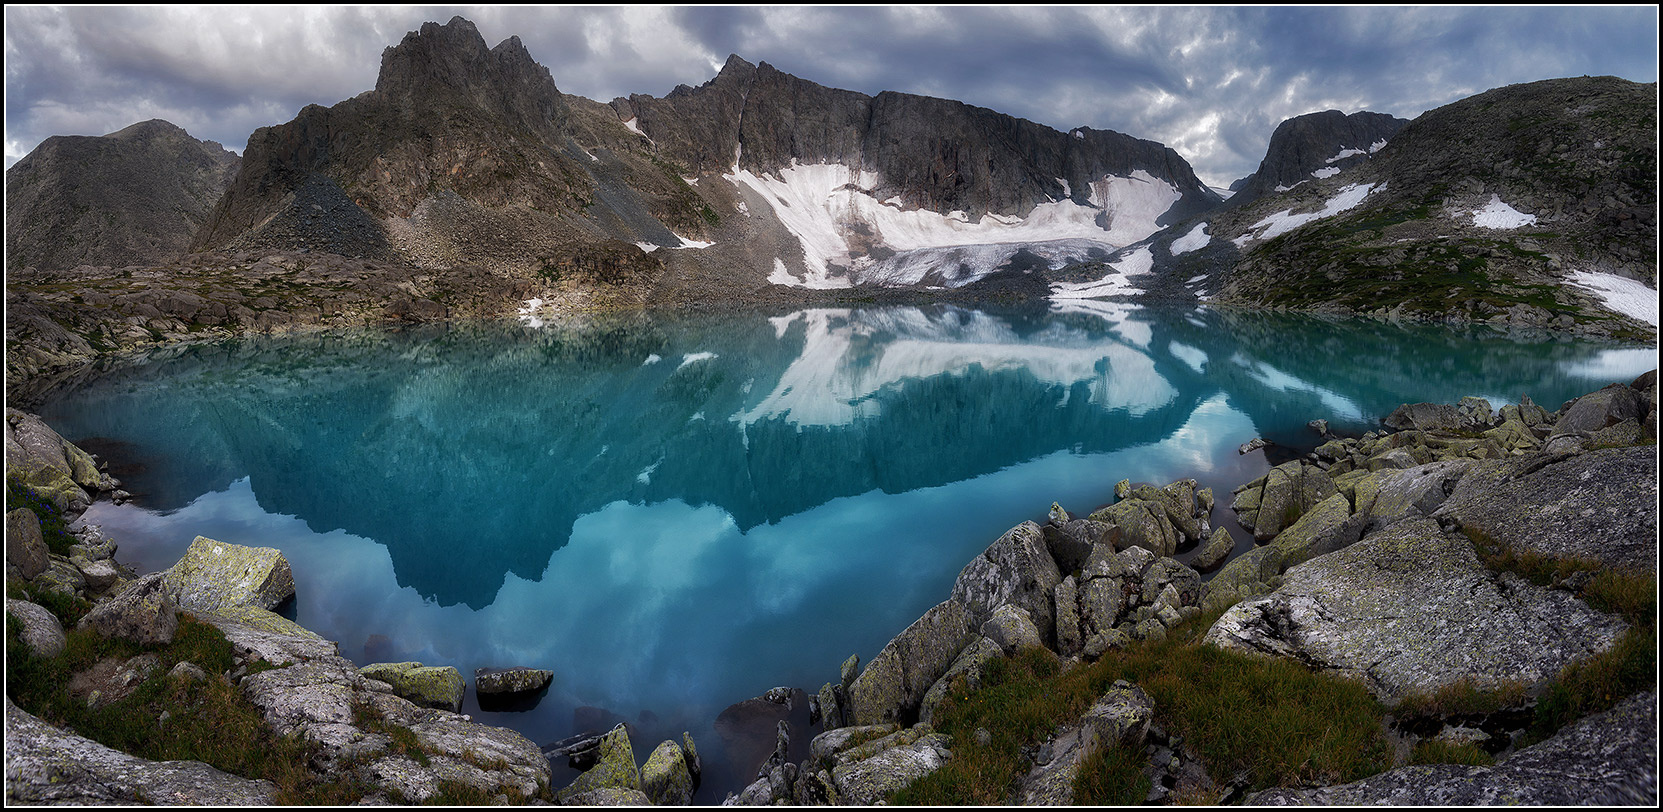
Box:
4, 119, 239, 275
948, 521, 1061, 644
4, 697, 276, 805
1227, 109, 1408, 208
641, 738, 696, 805
846, 599, 974, 726
6, 408, 106, 512
1250, 691, 1657, 805
1203, 517, 1628, 704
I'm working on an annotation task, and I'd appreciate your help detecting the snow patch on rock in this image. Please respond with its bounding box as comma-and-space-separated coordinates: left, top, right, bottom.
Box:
1233, 182, 1384, 246
1568, 271, 1659, 326
1470, 195, 1538, 229
1170, 222, 1211, 255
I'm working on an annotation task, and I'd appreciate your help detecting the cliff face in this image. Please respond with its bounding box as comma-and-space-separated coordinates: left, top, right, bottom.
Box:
5, 120, 240, 274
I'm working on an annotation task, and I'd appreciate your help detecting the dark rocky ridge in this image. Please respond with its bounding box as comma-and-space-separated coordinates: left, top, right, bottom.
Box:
5, 120, 240, 274
1225, 109, 1408, 208
621, 56, 1221, 224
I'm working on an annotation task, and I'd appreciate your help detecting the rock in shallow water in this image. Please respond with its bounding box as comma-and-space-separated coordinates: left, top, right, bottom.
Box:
473, 666, 553, 696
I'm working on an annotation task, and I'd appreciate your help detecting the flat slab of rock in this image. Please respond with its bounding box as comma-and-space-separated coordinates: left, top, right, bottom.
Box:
1250, 691, 1657, 805
1203, 518, 1628, 704
5, 697, 276, 804
166, 535, 296, 612
1435, 446, 1658, 573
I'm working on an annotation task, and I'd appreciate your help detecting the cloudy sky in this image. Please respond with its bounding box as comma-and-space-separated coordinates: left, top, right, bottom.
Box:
4, 5, 1657, 186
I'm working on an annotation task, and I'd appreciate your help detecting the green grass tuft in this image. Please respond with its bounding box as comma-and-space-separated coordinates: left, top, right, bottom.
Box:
1410, 740, 1495, 767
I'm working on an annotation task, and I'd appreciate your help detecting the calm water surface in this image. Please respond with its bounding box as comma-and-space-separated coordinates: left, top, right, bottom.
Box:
36, 302, 1654, 800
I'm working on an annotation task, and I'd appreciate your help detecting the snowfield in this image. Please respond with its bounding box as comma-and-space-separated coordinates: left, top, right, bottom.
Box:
1049, 246, 1153, 300
1470, 195, 1538, 229
1233, 182, 1383, 246
726, 162, 1182, 288
1569, 271, 1659, 326
1170, 222, 1211, 255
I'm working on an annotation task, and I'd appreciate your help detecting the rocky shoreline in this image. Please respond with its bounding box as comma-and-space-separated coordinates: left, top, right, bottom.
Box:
6, 357, 1658, 804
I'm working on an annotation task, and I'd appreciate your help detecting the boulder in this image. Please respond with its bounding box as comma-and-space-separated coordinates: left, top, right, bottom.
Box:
641, 739, 694, 805
7, 598, 67, 658
1041, 520, 1111, 574
1357, 459, 1475, 526
1053, 575, 1083, 656
1434, 446, 1657, 573
1249, 691, 1656, 805
1267, 493, 1365, 570
558, 724, 640, 801
358, 662, 465, 713
4, 409, 94, 511
1190, 527, 1234, 572
1203, 518, 1628, 704
948, 521, 1060, 644
79, 571, 178, 646
1089, 499, 1180, 556
5, 697, 277, 804
808, 724, 901, 772
165, 536, 295, 613
847, 598, 973, 726
5, 508, 49, 579
830, 732, 953, 805
193, 605, 334, 666
979, 603, 1043, 656
918, 636, 1004, 726
1236, 461, 1337, 541
1551, 384, 1644, 437
474, 667, 553, 696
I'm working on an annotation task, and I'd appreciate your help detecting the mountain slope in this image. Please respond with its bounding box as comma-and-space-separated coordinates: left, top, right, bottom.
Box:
5, 120, 239, 274
1077, 77, 1657, 339
1226, 110, 1408, 207
190, 16, 1222, 300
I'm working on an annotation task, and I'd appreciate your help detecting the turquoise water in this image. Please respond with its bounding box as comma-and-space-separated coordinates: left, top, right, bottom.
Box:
37, 302, 1654, 799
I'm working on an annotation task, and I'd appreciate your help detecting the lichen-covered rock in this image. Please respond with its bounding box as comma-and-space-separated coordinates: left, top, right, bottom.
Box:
5, 508, 49, 580
194, 605, 335, 666
1040, 519, 1111, 574
1203, 518, 1629, 704
4, 409, 94, 512
564, 787, 653, 805
165, 536, 295, 613
1236, 461, 1337, 541
359, 662, 466, 713
980, 603, 1043, 656
1201, 545, 1285, 613
830, 732, 953, 805
7, 598, 66, 658
1190, 526, 1234, 572
1053, 575, 1083, 656
5, 697, 277, 804
1435, 446, 1658, 573
919, 636, 1003, 726
1357, 459, 1474, 526
33, 556, 87, 599
559, 724, 640, 801
1250, 691, 1657, 805
808, 724, 900, 771
1089, 498, 1179, 556
79, 571, 178, 645
815, 682, 844, 731
1551, 383, 1645, 437
847, 598, 973, 726
1267, 492, 1364, 570
949, 521, 1062, 643
474, 667, 553, 696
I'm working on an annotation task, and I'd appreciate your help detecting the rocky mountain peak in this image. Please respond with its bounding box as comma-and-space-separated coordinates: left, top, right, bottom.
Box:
374, 15, 567, 135
1228, 109, 1408, 207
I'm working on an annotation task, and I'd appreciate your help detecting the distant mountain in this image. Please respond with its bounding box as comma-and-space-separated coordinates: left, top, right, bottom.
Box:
189, 16, 1222, 297
4, 120, 239, 274
1225, 110, 1408, 207
1081, 77, 1657, 339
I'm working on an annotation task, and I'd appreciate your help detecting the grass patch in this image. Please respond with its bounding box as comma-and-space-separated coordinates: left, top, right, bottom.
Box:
1073, 741, 1152, 804
6, 475, 78, 557
1581, 569, 1656, 625
1410, 740, 1494, 767
894, 612, 1392, 804
4, 613, 377, 803
1525, 623, 1655, 746
1395, 677, 1528, 721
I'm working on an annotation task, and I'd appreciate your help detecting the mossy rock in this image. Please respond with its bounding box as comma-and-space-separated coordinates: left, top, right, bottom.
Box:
166, 536, 295, 613
360, 662, 466, 713
558, 724, 640, 801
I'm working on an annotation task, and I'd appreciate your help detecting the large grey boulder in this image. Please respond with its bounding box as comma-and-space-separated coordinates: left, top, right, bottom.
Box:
474, 666, 553, 696
1250, 691, 1656, 805
4, 697, 276, 804
1435, 446, 1658, 573
1354, 458, 1475, 527
6, 598, 66, 658
949, 521, 1062, 644
980, 603, 1043, 656
829, 732, 953, 805
5, 508, 49, 580
4, 409, 98, 512
1233, 461, 1337, 541
1551, 383, 1645, 437
165, 535, 295, 613
79, 571, 178, 646
1203, 518, 1628, 704
1088, 498, 1180, 556
847, 598, 974, 726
